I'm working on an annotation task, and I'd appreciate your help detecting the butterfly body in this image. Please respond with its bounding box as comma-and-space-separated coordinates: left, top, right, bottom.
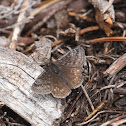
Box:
32, 46, 85, 98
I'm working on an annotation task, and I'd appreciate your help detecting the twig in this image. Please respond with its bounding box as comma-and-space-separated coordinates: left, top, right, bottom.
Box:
10, 0, 30, 50
63, 91, 83, 120
85, 102, 105, 121
68, 11, 92, 22
83, 37, 126, 44
30, 0, 60, 18
0, 0, 23, 19
81, 84, 95, 111
26, 0, 72, 36
77, 110, 112, 125
80, 26, 100, 35
52, 38, 68, 47
104, 53, 126, 76
100, 115, 126, 126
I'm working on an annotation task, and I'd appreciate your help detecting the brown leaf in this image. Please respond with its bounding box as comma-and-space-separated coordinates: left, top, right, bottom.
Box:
95, 8, 113, 36
89, 0, 115, 36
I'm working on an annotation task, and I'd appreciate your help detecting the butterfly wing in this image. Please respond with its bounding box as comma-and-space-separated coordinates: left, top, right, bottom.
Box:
31, 68, 53, 94
55, 46, 85, 89
32, 65, 71, 98
57, 67, 84, 89
51, 72, 71, 98
32, 46, 84, 98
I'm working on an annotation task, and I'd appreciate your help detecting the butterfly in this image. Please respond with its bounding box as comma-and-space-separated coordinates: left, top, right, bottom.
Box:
32, 46, 85, 98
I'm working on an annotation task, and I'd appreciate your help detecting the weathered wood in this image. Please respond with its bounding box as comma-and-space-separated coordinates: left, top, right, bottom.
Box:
0, 47, 62, 126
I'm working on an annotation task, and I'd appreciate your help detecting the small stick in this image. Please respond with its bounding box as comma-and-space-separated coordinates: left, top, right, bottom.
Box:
85, 37, 126, 44
68, 12, 92, 22
52, 38, 68, 47
64, 91, 83, 120
80, 26, 100, 35
30, 0, 61, 18
26, 0, 72, 36
10, 0, 30, 50
81, 84, 95, 111
85, 102, 105, 121
104, 53, 126, 76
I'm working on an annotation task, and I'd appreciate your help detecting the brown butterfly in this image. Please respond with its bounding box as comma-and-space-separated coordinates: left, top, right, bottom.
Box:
32, 46, 85, 98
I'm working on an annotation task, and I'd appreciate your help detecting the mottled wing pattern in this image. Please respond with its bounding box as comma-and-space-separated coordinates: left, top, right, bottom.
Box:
32, 64, 71, 98
51, 72, 71, 98
32, 46, 85, 98
57, 67, 84, 89
32, 68, 53, 94
55, 46, 84, 89
56, 46, 84, 67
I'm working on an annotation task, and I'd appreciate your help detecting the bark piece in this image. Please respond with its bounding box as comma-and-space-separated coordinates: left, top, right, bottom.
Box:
0, 47, 61, 126
30, 37, 52, 65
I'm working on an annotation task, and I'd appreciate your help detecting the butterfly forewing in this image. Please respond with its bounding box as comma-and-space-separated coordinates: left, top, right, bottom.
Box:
32, 68, 53, 94
57, 67, 84, 89
55, 46, 84, 89
55, 46, 84, 67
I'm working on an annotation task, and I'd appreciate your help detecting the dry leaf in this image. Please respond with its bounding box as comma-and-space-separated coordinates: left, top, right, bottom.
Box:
95, 8, 113, 36
89, 0, 115, 36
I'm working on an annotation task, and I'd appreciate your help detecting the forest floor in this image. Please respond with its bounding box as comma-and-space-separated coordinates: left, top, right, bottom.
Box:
0, 0, 126, 126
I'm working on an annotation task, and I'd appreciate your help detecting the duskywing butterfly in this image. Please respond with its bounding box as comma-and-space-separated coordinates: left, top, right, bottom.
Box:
32, 46, 85, 98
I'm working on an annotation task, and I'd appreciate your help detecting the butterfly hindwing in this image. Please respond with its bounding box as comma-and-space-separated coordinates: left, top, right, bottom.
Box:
51, 71, 71, 98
